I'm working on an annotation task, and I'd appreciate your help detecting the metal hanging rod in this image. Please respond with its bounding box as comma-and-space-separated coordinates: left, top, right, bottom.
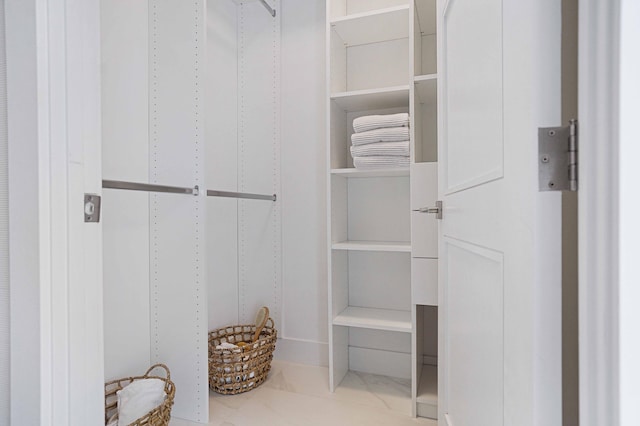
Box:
258, 0, 276, 17
103, 180, 199, 196
207, 189, 276, 202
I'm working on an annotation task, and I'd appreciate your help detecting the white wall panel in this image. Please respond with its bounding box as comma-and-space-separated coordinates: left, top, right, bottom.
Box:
0, 0, 8, 420
149, 0, 208, 422
100, 0, 151, 381
347, 38, 409, 91
348, 176, 411, 242
280, 0, 328, 347
236, 1, 282, 326
206, 0, 240, 330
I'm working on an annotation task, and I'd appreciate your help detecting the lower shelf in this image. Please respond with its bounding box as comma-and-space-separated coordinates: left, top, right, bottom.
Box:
416, 364, 438, 419
333, 306, 412, 333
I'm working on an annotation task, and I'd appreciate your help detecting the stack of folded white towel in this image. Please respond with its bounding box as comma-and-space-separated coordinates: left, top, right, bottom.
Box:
350, 113, 410, 169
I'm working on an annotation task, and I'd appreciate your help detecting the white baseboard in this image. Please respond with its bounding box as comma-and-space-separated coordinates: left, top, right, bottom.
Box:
349, 346, 411, 379
273, 337, 328, 367
423, 355, 438, 366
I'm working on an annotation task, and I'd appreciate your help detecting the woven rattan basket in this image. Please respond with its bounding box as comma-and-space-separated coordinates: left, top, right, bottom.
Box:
208, 317, 277, 395
104, 364, 175, 426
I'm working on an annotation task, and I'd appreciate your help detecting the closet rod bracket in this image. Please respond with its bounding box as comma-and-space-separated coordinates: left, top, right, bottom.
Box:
258, 0, 276, 17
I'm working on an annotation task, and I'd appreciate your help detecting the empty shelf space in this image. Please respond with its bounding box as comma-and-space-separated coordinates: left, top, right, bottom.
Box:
415, 0, 437, 36
330, 5, 410, 47
331, 168, 410, 178
414, 74, 437, 104
331, 85, 409, 112
333, 306, 412, 333
332, 240, 411, 252
416, 364, 438, 418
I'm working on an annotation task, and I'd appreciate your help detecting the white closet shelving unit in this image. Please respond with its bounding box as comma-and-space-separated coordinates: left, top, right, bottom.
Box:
327, 0, 439, 419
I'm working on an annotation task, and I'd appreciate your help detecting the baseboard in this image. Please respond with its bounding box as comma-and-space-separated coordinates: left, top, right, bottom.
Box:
423, 355, 438, 366
349, 346, 411, 379
273, 337, 328, 367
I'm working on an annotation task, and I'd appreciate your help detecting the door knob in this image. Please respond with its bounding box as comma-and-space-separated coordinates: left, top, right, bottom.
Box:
412, 201, 442, 219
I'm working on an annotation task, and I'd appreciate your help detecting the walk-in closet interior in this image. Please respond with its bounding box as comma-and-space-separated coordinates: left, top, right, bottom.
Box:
101, 0, 438, 423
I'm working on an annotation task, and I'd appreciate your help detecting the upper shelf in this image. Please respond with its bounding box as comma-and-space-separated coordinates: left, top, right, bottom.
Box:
330, 5, 410, 47
331, 85, 409, 112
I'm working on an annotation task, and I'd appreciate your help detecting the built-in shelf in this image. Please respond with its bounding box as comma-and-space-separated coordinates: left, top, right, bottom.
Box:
333, 306, 412, 333
414, 74, 437, 104
416, 364, 438, 418
332, 240, 411, 252
331, 168, 410, 178
331, 85, 410, 112
331, 5, 410, 47
415, 0, 437, 36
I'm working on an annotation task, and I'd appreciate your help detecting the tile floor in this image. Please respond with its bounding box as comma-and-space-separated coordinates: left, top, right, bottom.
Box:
171, 360, 437, 426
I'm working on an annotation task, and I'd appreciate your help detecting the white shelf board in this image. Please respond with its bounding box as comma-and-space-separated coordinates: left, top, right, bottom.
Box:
415, 0, 437, 36
416, 364, 438, 419
330, 5, 410, 47
333, 306, 412, 333
414, 75, 437, 104
331, 168, 410, 178
331, 85, 410, 112
332, 240, 411, 252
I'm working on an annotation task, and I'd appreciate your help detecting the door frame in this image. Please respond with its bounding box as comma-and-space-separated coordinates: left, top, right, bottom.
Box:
5, 0, 639, 424
6, 0, 103, 424
578, 0, 640, 425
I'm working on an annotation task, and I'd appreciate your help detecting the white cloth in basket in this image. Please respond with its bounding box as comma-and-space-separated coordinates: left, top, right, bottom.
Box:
117, 378, 167, 426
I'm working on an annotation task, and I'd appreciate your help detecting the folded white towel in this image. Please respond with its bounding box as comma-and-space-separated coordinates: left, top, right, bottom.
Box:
351, 127, 410, 146
117, 378, 166, 426
216, 342, 238, 350
353, 113, 409, 133
351, 141, 410, 157
353, 156, 410, 169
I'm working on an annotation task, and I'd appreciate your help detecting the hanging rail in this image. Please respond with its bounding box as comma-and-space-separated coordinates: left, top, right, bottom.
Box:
103, 180, 199, 196
207, 189, 276, 202
258, 0, 276, 17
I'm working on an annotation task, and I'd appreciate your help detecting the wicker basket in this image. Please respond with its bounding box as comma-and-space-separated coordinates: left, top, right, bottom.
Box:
208, 317, 277, 395
104, 364, 176, 426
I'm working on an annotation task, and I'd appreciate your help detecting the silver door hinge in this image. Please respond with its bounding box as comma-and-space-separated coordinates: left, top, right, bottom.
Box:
84, 193, 101, 223
538, 119, 578, 191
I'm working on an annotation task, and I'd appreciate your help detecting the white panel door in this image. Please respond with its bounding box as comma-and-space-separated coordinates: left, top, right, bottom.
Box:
438, 0, 562, 425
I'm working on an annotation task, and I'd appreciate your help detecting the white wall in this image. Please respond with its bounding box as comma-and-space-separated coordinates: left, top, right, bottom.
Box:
206, 0, 239, 330
5, 0, 42, 422
618, 0, 640, 423
205, 0, 328, 365
278, 0, 328, 364
101, 0, 151, 381
0, 0, 9, 422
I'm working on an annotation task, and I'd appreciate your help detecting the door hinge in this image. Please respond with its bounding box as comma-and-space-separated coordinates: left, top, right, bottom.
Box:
538, 119, 578, 191
84, 193, 101, 223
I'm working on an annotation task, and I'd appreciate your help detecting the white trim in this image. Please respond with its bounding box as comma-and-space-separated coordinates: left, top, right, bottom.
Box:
617, 0, 640, 424
578, 1, 620, 425
6, 0, 104, 423
6, 0, 50, 423
273, 337, 329, 367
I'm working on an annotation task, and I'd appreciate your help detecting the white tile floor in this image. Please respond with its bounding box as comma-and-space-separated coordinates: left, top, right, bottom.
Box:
171, 361, 437, 426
